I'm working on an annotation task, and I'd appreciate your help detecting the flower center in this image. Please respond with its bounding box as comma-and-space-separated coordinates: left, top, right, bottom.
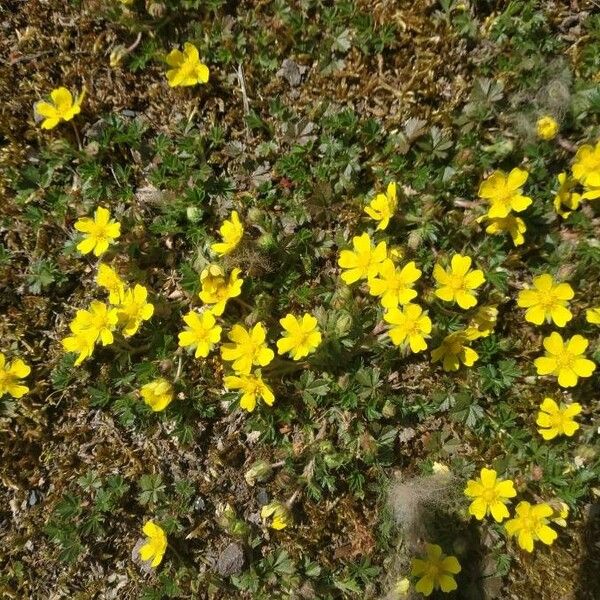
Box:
90, 222, 109, 241
550, 412, 566, 430
554, 350, 575, 371
448, 274, 465, 291
482, 488, 498, 504
538, 292, 559, 311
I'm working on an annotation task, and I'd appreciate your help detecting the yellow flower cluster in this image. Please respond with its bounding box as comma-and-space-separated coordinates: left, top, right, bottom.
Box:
35, 44, 208, 131
464, 467, 561, 553
338, 202, 492, 369
478, 167, 531, 246
175, 212, 322, 414
553, 140, 600, 218
62, 263, 154, 365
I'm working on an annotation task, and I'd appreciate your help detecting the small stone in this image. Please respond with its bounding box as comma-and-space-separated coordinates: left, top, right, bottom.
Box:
277, 59, 307, 87
216, 543, 245, 577
256, 488, 269, 506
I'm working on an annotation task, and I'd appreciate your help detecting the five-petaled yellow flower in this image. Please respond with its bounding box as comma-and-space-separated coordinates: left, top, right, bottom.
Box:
199, 265, 243, 316
572, 140, 600, 195
0, 353, 31, 398
117, 284, 154, 337
96, 264, 126, 305
478, 168, 532, 219
368, 259, 421, 308
433, 254, 485, 309
464, 468, 516, 522
517, 274, 574, 327
261, 501, 292, 530
221, 322, 274, 374
410, 543, 461, 596
70, 300, 118, 346
211, 211, 244, 256
536, 397, 582, 440
338, 233, 387, 285
178, 310, 222, 358
139, 521, 167, 567
224, 371, 275, 412
75, 207, 121, 257
553, 173, 582, 218
140, 378, 174, 412
505, 502, 557, 553
364, 181, 397, 230
482, 214, 526, 246
35, 86, 84, 130
384, 304, 432, 353
165, 42, 209, 88
276, 313, 322, 360
586, 307, 600, 324
534, 332, 596, 388
536, 115, 558, 141
431, 330, 479, 371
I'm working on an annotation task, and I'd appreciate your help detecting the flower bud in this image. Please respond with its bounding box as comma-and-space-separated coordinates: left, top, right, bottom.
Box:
244, 460, 273, 486
110, 45, 128, 68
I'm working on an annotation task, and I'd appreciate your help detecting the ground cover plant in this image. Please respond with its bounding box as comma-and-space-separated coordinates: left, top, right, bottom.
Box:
1, 0, 600, 598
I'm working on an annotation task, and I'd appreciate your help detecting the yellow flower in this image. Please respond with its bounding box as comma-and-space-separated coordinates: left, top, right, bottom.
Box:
139, 521, 167, 567
96, 264, 126, 305
70, 300, 118, 346
140, 378, 174, 412
276, 314, 322, 360
466, 305, 497, 339
261, 501, 292, 530
553, 173, 582, 218
364, 181, 397, 230
74, 206, 121, 257
211, 211, 243, 256
178, 310, 222, 358
62, 331, 95, 366
221, 322, 274, 374
384, 304, 431, 353
534, 332, 596, 388
338, 233, 387, 285
117, 284, 154, 337
433, 254, 485, 309
368, 259, 421, 308
482, 213, 526, 246
410, 543, 461, 596
517, 274, 574, 327
550, 502, 569, 527
394, 577, 410, 596
199, 265, 243, 316
536, 115, 558, 140
464, 468, 516, 522
586, 307, 600, 324
505, 502, 557, 552
0, 353, 31, 398
478, 168, 532, 219
34, 86, 84, 130
536, 397, 582, 440
224, 371, 275, 412
432, 462, 450, 475
431, 330, 479, 371
572, 140, 600, 189
165, 42, 209, 88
